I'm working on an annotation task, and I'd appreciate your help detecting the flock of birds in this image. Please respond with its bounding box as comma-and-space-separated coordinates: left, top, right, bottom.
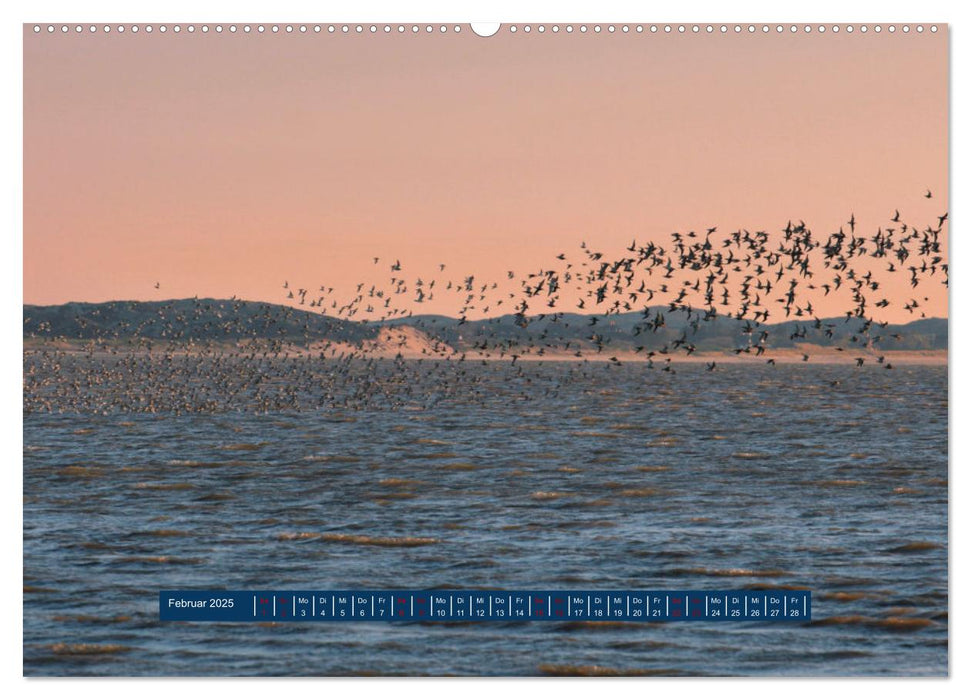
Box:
24, 198, 947, 414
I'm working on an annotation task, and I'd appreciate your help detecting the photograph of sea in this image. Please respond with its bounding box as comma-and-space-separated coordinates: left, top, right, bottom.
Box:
22, 21, 948, 677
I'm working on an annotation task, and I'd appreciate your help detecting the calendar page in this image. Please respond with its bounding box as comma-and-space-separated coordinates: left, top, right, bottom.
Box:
22, 18, 948, 678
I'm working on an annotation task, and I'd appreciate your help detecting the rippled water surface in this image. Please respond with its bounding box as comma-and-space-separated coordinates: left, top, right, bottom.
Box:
23, 362, 947, 675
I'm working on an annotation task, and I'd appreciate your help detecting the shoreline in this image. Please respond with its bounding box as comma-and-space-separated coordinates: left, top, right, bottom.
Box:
22, 342, 947, 366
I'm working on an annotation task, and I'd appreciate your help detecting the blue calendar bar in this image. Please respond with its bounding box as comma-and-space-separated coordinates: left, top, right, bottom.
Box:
159, 589, 811, 622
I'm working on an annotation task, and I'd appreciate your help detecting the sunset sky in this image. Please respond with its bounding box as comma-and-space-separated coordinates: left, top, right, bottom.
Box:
24, 25, 948, 321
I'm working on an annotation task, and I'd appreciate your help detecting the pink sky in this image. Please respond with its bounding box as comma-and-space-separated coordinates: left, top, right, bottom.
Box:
24, 26, 948, 322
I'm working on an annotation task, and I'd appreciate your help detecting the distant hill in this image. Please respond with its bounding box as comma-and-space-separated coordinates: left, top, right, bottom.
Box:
387, 309, 947, 352
23, 298, 376, 345
23, 298, 947, 352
